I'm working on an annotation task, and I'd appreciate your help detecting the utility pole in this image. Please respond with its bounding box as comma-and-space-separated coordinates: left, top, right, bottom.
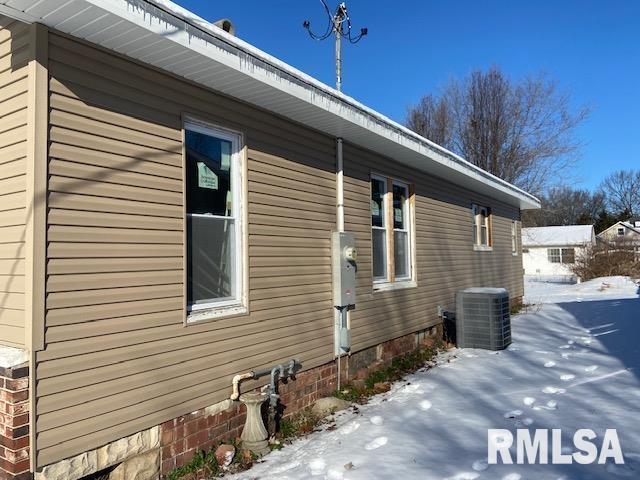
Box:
304, 2, 368, 384
335, 7, 342, 91
303, 1, 367, 92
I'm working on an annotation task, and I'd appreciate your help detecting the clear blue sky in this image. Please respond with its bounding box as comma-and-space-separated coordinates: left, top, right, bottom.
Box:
177, 0, 639, 191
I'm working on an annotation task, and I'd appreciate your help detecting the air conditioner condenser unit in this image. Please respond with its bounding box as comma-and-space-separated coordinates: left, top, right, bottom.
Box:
455, 288, 511, 350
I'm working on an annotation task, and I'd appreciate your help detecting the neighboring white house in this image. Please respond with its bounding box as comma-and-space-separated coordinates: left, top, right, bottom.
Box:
597, 220, 640, 260
522, 225, 596, 279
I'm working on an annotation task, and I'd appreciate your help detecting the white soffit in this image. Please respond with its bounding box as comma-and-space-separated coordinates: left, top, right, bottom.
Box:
0, 0, 541, 210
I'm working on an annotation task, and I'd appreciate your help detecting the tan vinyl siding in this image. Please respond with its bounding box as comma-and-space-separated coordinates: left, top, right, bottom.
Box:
36, 31, 336, 467
343, 142, 523, 351
36, 29, 525, 469
0, 16, 29, 348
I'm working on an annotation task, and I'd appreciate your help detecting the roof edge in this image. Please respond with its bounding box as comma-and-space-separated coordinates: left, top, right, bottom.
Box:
141, 0, 540, 210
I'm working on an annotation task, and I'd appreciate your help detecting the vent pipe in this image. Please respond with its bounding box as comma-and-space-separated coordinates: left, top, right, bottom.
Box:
213, 18, 235, 35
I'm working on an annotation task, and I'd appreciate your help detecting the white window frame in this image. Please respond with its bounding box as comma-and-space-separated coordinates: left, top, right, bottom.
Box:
392, 180, 412, 281
184, 119, 247, 323
547, 248, 561, 263
472, 203, 492, 251
371, 174, 388, 284
370, 174, 415, 291
511, 220, 518, 256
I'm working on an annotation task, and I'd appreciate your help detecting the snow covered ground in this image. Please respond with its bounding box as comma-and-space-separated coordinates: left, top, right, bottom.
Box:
231, 277, 640, 480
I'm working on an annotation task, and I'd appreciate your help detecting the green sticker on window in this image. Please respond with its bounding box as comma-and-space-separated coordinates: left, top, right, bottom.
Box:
371, 200, 380, 216
197, 162, 218, 189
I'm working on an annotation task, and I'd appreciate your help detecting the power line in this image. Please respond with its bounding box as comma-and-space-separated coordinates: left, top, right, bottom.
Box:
303, 1, 368, 91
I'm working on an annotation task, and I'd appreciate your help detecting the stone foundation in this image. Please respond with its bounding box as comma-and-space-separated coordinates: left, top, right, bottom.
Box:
34, 427, 159, 480
0, 357, 30, 480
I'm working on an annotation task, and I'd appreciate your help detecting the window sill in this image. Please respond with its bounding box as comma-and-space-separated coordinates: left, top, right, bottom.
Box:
186, 304, 248, 324
473, 245, 493, 252
373, 280, 417, 292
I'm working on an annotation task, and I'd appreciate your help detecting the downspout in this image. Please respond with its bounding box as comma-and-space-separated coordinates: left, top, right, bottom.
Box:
335, 138, 345, 390
336, 138, 344, 231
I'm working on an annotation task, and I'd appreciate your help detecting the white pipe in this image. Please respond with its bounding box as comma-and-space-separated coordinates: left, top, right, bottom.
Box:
230, 372, 254, 400
336, 138, 344, 232
335, 137, 345, 388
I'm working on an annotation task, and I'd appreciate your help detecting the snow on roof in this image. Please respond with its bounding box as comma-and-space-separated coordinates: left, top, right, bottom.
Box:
0, 0, 540, 210
522, 225, 594, 247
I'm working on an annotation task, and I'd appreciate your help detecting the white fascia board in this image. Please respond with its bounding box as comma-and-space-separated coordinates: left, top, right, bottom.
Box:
3, 0, 540, 209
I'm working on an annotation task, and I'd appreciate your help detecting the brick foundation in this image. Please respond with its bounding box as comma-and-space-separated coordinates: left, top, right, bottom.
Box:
159, 325, 442, 477
0, 362, 30, 480
12, 325, 442, 479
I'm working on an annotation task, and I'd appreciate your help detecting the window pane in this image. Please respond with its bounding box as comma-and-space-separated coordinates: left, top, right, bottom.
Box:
562, 248, 575, 264
394, 230, 409, 278
548, 248, 561, 263
186, 129, 233, 216
480, 226, 488, 246
372, 228, 387, 280
393, 184, 407, 229
371, 178, 385, 227
187, 216, 235, 304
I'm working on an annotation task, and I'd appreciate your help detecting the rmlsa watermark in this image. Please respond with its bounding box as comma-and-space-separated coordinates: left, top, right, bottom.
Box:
488, 429, 624, 465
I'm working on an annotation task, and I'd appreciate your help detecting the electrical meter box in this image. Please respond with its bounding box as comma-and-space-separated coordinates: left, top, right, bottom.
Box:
331, 231, 357, 307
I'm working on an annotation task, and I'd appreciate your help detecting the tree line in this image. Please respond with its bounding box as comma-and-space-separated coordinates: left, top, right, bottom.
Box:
521, 175, 640, 232
405, 66, 638, 233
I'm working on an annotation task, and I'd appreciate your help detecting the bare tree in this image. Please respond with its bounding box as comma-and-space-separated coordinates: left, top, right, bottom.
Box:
406, 94, 451, 147
406, 67, 589, 195
522, 186, 604, 227
571, 240, 640, 281
599, 170, 640, 216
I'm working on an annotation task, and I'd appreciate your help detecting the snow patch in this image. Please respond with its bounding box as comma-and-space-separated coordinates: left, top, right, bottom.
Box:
364, 436, 387, 450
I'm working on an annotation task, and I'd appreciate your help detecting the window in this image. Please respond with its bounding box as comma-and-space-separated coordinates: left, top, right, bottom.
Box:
371, 177, 387, 282
561, 248, 575, 264
511, 220, 518, 255
472, 204, 492, 249
547, 248, 574, 264
547, 248, 561, 263
370, 175, 414, 287
185, 121, 245, 321
393, 182, 411, 280
522, 248, 530, 253
617, 227, 625, 236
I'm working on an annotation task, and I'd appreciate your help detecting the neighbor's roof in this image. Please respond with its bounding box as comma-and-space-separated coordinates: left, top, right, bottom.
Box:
597, 221, 640, 237
0, 0, 541, 210
522, 225, 595, 247
620, 221, 640, 234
